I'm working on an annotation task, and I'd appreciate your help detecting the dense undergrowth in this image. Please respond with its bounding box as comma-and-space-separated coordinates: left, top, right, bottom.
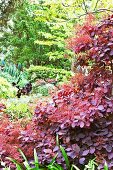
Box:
0, 14, 113, 170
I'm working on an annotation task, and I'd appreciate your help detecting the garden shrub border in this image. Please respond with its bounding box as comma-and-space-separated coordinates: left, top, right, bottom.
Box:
27, 65, 73, 82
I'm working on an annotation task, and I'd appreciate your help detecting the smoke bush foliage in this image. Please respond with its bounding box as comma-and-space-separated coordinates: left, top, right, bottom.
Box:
33, 14, 113, 169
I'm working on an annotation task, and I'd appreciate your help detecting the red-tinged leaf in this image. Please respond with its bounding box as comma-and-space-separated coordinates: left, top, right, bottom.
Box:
104, 48, 110, 52
107, 108, 111, 112
110, 50, 113, 56
98, 105, 104, 111
80, 122, 85, 128
43, 149, 52, 154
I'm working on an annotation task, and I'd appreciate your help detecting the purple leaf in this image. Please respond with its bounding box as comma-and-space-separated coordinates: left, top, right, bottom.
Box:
72, 122, 76, 128
80, 122, 85, 128
53, 146, 59, 152
90, 147, 95, 154
66, 148, 72, 152
78, 133, 85, 139
72, 144, 80, 153
98, 105, 104, 111
106, 145, 112, 153
104, 48, 110, 52
43, 149, 52, 154
82, 150, 89, 156
79, 157, 85, 164
108, 153, 113, 160
67, 151, 76, 159
110, 50, 113, 56
107, 42, 113, 46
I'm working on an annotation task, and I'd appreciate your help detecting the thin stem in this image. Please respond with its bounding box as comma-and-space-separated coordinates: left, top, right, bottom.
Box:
94, 0, 100, 11
82, 0, 88, 13
62, 1, 70, 7
77, 8, 113, 19
55, 8, 113, 23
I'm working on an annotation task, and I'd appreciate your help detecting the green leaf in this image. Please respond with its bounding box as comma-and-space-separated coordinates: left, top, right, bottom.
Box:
60, 145, 70, 169
52, 163, 64, 170
71, 164, 80, 170
6, 157, 22, 170
34, 148, 39, 169
56, 134, 59, 146
49, 153, 58, 165
18, 149, 31, 169
47, 164, 59, 170
104, 161, 108, 170
16, 164, 22, 170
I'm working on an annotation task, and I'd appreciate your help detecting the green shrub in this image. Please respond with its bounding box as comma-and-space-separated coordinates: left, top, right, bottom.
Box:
0, 63, 29, 88
5, 95, 41, 119
32, 83, 55, 96
0, 77, 17, 99
27, 66, 72, 82
6, 101, 31, 119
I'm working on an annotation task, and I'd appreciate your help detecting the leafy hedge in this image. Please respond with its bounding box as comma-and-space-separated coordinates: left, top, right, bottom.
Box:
27, 66, 72, 82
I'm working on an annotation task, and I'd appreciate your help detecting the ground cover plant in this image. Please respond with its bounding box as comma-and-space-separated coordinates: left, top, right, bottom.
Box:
0, 77, 17, 99
0, 62, 28, 87
2, 148, 99, 170
0, 62, 33, 98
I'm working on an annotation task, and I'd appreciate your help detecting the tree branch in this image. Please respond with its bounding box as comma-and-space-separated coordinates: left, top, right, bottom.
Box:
62, 2, 70, 7
94, 0, 100, 10
75, 8, 113, 19
82, 0, 88, 13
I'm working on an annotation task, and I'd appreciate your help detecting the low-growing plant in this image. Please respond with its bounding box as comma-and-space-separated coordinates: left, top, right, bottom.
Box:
6, 101, 32, 119
2, 147, 110, 170
0, 62, 29, 88
32, 83, 55, 96
0, 77, 17, 99
0, 114, 109, 170
104, 162, 109, 170
4, 147, 98, 170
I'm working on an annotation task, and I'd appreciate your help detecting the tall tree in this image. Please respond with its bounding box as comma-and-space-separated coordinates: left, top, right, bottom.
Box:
0, 0, 22, 26
1, 0, 75, 69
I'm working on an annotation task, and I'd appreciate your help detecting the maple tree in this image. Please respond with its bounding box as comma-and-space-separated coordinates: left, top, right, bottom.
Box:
67, 14, 113, 96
